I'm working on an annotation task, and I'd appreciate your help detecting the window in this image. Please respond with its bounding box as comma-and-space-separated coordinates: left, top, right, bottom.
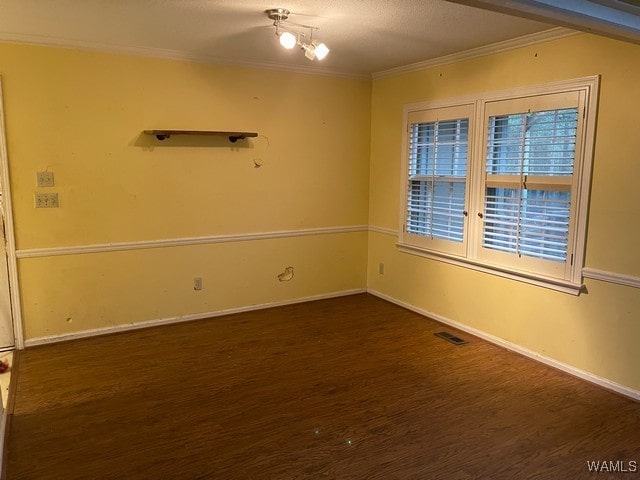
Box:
399, 78, 598, 294
404, 104, 474, 257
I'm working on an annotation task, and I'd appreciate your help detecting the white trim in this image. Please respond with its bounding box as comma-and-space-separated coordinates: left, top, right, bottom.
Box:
0, 28, 578, 82
372, 27, 580, 80
582, 268, 640, 289
571, 80, 600, 285
398, 76, 599, 296
0, 79, 22, 350
367, 289, 640, 402
25, 288, 366, 347
0, 33, 369, 80
0, 407, 6, 475
397, 243, 583, 295
403, 75, 599, 113
368, 225, 398, 236
16, 225, 369, 259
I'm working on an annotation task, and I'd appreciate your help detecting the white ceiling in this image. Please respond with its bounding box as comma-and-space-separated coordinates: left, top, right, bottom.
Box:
0, 0, 558, 77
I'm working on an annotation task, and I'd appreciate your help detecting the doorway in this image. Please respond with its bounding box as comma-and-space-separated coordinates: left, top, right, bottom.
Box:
0, 204, 12, 349
0, 78, 21, 350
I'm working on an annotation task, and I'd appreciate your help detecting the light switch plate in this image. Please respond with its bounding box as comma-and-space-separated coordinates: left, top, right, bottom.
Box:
36, 171, 54, 187
34, 193, 59, 208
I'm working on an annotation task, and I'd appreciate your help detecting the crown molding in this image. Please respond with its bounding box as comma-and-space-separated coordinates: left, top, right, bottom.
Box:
372, 27, 580, 80
0, 32, 369, 80
0, 27, 579, 82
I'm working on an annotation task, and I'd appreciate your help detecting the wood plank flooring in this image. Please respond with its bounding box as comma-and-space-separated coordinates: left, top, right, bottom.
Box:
5, 293, 640, 479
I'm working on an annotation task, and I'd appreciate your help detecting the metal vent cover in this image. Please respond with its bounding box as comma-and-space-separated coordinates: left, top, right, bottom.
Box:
434, 331, 468, 345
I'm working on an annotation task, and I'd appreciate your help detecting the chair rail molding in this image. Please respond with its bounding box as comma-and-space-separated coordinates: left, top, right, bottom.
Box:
16, 225, 369, 259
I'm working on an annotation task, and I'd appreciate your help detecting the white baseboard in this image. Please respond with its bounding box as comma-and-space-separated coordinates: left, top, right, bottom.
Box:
0, 407, 6, 475
24, 288, 366, 347
367, 289, 640, 402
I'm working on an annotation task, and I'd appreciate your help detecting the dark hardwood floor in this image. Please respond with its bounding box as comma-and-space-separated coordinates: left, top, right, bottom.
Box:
5, 293, 640, 479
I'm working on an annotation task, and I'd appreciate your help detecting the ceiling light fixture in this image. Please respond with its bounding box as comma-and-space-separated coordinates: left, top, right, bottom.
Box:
265, 8, 330, 62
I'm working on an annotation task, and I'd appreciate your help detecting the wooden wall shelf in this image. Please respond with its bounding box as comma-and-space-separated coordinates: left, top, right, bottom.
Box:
143, 130, 258, 143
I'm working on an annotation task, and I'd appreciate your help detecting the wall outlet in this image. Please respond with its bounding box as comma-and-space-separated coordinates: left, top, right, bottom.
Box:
34, 192, 59, 208
193, 277, 203, 291
36, 171, 55, 187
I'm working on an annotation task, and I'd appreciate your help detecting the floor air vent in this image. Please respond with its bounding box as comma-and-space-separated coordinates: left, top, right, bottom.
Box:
434, 331, 468, 345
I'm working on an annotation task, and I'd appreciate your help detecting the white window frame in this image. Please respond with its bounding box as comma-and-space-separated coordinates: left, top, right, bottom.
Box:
402, 103, 475, 257
398, 76, 599, 295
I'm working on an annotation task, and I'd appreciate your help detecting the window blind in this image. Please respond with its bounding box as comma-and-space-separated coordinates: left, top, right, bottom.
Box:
407, 118, 468, 242
482, 108, 578, 263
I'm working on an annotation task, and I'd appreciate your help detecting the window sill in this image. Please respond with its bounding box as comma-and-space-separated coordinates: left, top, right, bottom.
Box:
397, 243, 584, 295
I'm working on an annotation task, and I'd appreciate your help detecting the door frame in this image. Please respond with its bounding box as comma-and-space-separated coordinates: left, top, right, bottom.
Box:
0, 78, 23, 349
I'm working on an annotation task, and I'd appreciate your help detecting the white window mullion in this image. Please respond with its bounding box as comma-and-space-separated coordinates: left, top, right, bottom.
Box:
430, 123, 438, 239
516, 113, 528, 258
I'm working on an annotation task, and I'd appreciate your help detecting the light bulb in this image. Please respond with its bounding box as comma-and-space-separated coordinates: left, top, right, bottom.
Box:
279, 31, 297, 49
314, 42, 329, 61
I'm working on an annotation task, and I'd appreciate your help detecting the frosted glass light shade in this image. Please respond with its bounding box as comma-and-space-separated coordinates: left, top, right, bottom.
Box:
279, 31, 297, 49
314, 42, 329, 60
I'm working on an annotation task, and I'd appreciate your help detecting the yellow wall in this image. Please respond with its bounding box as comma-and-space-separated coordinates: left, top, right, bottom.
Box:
18, 234, 367, 339
368, 33, 640, 391
2, 33, 640, 393
0, 43, 371, 339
